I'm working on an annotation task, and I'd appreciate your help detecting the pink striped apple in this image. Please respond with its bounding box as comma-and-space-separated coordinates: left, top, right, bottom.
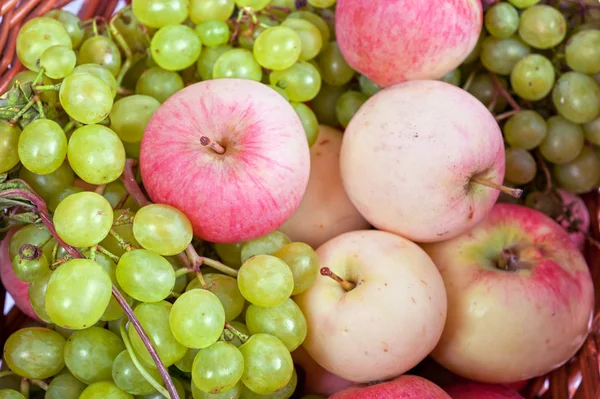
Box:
329, 375, 451, 399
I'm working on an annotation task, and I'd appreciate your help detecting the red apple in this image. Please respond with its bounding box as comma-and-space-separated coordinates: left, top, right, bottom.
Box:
335, 0, 482, 87
421, 203, 595, 383
329, 375, 451, 399
140, 78, 310, 244
291, 346, 354, 396
444, 382, 525, 398
556, 189, 590, 251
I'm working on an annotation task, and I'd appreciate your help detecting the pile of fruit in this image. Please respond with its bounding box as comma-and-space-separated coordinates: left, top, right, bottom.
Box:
0, 0, 599, 398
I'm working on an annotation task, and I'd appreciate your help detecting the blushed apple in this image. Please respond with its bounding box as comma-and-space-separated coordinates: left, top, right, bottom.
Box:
291, 345, 354, 396
444, 382, 525, 399
295, 230, 447, 383
329, 375, 451, 399
421, 203, 595, 383
140, 78, 310, 244
279, 125, 371, 249
335, 0, 482, 87
340, 80, 509, 243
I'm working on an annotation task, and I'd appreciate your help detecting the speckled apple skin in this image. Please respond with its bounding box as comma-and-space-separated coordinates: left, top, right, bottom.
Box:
330, 375, 451, 399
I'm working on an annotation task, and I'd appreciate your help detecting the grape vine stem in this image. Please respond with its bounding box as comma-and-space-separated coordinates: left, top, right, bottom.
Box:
120, 159, 151, 207
489, 72, 521, 112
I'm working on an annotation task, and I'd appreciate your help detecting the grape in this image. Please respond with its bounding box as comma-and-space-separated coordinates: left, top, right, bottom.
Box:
3, 327, 65, 379
109, 95, 161, 143
519, 5, 567, 49
239, 334, 294, 395
214, 242, 244, 268
254, 27, 302, 71
77, 36, 122, 77
480, 35, 531, 75
29, 272, 52, 323
190, 0, 235, 23
45, 10, 84, 48
48, 186, 84, 212
504, 147, 537, 185
19, 161, 73, 201
540, 116, 584, 165
269, 61, 321, 102
510, 54, 554, 101
175, 347, 201, 372
112, 350, 163, 395
79, 381, 133, 399
485, 2, 519, 39
552, 72, 600, 124
236, 0, 270, 9
135, 67, 183, 103
16, 17, 72, 71
503, 110, 547, 150
508, 0, 540, 7
117, 249, 176, 303
0, 121, 21, 173
73, 63, 118, 98
101, 210, 141, 256
129, 301, 187, 366
440, 69, 461, 86
67, 124, 126, 184
136, 378, 185, 399
566, 29, 600, 74
222, 321, 250, 348
197, 45, 233, 81
53, 191, 113, 247
133, 204, 194, 256
246, 298, 307, 351
287, 11, 330, 43
273, 243, 318, 295
359, 74, 381, 97
310, 83, 346, 126
213, 48, 263, 81
17, 119, 67, 175
318, 41, 355, 86
169, 289, 226, 348
291, 102, 319, 147
238, 255, 294, 307
46, 372, 88, 399
9, 70, 58, 104
12, 250, 49, 283
45, 258, 113, 329
241, 368, 297, 398
584, 118, 600, 146
9, 223, 55, 261
191, 341, 244, 394
187, 273, 246, 321
123, 140, 142, 160
240, 231, 291, 263
238, 15, 279, 51
554, 147, 600, 194
281, 18, 323, 61
102, 181, 140, 211
467, 73, 508, 112
151, 25, 202, 71
336, 90, 368, 128
39, 45, 76, 79
59, 72, 113, 124
0, 390, 25, 399
132, 0, 189, 28
196, 20, 231, 47
192, 381, 243, 399
463, 30, 486, 65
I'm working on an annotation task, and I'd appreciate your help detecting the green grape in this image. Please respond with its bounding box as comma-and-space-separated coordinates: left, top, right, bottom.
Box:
197, 45, 233, 81
291, 102, 319, 147
73, 63, 118, 98
79, 381, 133, 399
12, 250, 49, 283
212, 48, 263, 81
0, 390, 25, 399
190, 0, 235, 24
18, 161, 73, 201
554, 146, 600, 194
17, 119, 67, 175
108, 318, 125, 337
151, 25, 202, 71
508, 0, 540, 7
503, 110, 547, 150
169, 258, 189, 294
123, 140, 142, 159
240, 368, 297, 399
510, 54, 554, 101
117, 249, 176, 303
102, 181, 140, 211
584, 117, 600, 146
463, 30, 486, 65
317, 41, 355, 86
214, 242, 244, 268
192, 341, 244, 394
48, 186, 84, 212
240, 231, 291, 263
45, 9, 84, 48
59, 72, 113, 124
128, 301, 187, 366
29, 272, 53, 323
440, 69, 461, 86
3, 327, 65, 379
109, 95, 161, 143
254, 27, 302, 71
485, 2, 519, 39
0, 121, 21, 173
16, 17, 72, 71
359, 74, 381, 97
466, 73, 508, 112
9, 223, 55, 261
9, 70, 57, 103
192, 381, 243, 399
54, 191, 113, 247
133, 204, 193, 256
308, 0, 335, 6
238, 255, 294, 307
45, 372, 88, 399
77, 35, 122, 77
480, 35, 531, 75
273, 242, 318, 295
565, 29, 600, 74
236, 0, 270, 9
39, 45, 76, 79
196, 20, 231, 47
552, 72, 600, 124
136, 377, 185, 399
287, 11, 330, 43
309, 83, 346, 126
519, 5, 567, 49
54, 320, 109, 340
102, 288, 133, 322
175, 347, 201, 372
132, 0, 189, 28
335, 90, 367, 128
169, 289, 226, 348
112, 350, 163, 395
540, 116, 584, 165
101, 210, 141, 256
281, 18, 323, 61
45, 258, 113, 329
504, 147, 537, 185
246, 298, 307, 351
187, 273, 246, 321
269, 61, 321, 102
238, 15, 279, 51
239, 334, 294, 395
135, 67, 184, 103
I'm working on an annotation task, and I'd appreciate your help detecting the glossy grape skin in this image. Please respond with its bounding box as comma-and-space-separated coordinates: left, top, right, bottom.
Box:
0, 390, 25, 399
133, 204, 193, 256
214, 242, 244, 268
440, 68, 462, 86
240, 231, 291, 263
508, 0, 540, 7
317, 41, 355, 86
336, 90, 368, 128
359, 74, 381, 97
47, 185, 83, 212
40, 45, 76, 79
212, 48, 263, 81
101, 210, 141, 256
19, 161, 74, 201
246, 298, 307, 351
79, 381, 133, 399
554, 147, 600, 194
540, 116, 585, 165
311, 83, 347, 126
467, 73, 508, 113
238, 255, 294, 307
254, 27, 302, 71
29, 272, 52, 323
196, 20, 230, 47
504, 147, 537, 185
187, 273, 246, 321
78, 36, 122, 76
9, 223, 55, 261
480, 35, 531, 75
272, 244, 317, 295
45, 258, 113, 330
510, 54, 555, 101
552, 72, 600, 124
291, 102, 319, 147
18, 119, 67, 175
566, 29, 600, 74
196, 45, 233, 81
109, 95, 161, 143
16, 17, 72, 71
73, 63, 119, 99
485, 2, 519, 39
45, 10, 84, 48
584, 118, 600, 146
0, 121, 21, 173
192, 381, 243, 399
190, 0, 234, 23
45, 372, 88, 399
112, 350, 163, 395
503, 110, 547, 150
3, 327, 65, 379
135, 67, 184, 103
151, 25, 202, 71
287, 11, 330, 44
132, 0, 189, 28
136, 377, 185, 399
60, 72, 113, 125
117, 249, 176, 303
175, 347, 200, 372
269, 61, 322, 102
238, 334, 294, 395
281, 18, 323, 61
12, 251, 50, 283
519, 5, 567, 49
240, 368, 297, 398
192, 341, 244, 394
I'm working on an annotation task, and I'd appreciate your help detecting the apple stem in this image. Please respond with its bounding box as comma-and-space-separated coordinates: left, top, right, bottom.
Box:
320, 267, 356, 291
470, 176, 523, 199
200, 136, 226, 154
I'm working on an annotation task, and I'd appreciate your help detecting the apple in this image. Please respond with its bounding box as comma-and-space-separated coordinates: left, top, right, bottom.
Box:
295, 230, 447, 383
329, 375, 451, 399
291, 345, 354, 396
556, 189, 590, 251
140, 78, 310, 244
335, 0, 482, 87
279, 125, 371, 249
340, 80, 508, 243
444, 382, 525, 398
421, 203, 595, 384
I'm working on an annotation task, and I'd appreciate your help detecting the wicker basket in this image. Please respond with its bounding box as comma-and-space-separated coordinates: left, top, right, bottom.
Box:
1, 1, 600, 398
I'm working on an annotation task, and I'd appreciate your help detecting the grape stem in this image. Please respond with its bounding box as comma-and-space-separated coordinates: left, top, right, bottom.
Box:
495, 109, 520, 122
184, 243, 239, 278
108, 228, 138, 251
121, 158, 151, 207
489, 72, 521, 112
94, 184, 107, 195
20, 378, 29, 399
9, 96, 36, 124
31, 69, 44, 86
535, 151, 553, 195
320, 267, 356, 291
30, 379, 49, 391
225, 322, 250, 343
96, 245, 121, 263
33, 84, 61, 92
470, 176, 523, 198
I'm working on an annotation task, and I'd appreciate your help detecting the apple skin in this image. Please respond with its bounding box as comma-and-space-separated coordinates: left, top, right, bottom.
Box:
556, 189, 590, 251
291, 345, 354, 396
279, 125, 371, 249
340, 80, 505, 243
295, 230, 447, 383
329, 375, 452, 399
444, 382, 525, 399
335, 0, 482, 87
421, 203, 595, 384
140, 78, 310, 244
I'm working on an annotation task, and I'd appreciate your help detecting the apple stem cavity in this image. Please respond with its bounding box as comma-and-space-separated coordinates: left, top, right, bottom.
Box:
320, 267, 356, 291
495, 247, 531, 272
200, 135, 226, 154
470, 176, 523, 199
